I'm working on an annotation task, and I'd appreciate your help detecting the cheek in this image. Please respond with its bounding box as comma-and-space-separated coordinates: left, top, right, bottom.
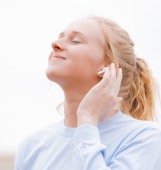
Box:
71, 46, 103, 65
70, 55, 102, 79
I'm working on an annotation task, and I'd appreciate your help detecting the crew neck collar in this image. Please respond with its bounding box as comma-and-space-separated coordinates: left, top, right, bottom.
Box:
56, 110, 122, 137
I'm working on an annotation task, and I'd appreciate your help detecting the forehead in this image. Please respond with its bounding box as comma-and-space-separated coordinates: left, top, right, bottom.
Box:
63, 18, 104, 43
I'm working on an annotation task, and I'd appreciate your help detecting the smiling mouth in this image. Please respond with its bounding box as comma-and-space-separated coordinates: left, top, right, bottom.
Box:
50, 54, 66, 61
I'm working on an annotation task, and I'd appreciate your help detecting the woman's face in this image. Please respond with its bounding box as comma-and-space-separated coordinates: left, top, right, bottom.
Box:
46, 18, 105, 88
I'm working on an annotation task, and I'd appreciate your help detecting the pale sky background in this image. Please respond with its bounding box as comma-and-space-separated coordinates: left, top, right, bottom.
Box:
0, 0, 161, 154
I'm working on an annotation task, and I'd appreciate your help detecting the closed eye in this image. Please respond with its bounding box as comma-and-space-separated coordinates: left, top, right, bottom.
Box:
70, 35, 82, 44
71, 40, 81, 43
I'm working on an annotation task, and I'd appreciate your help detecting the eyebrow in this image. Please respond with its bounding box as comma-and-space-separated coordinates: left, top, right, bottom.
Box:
58, 31, 88, 39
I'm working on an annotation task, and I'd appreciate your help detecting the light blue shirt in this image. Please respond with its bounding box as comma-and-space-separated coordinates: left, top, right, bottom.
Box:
15, 111, 161, 170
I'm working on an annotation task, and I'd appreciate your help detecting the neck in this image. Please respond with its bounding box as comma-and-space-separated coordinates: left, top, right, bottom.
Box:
59, 81, 97, 127
59, 79, 116, 127
63, 92, 118, 128
63, 90, 86, 127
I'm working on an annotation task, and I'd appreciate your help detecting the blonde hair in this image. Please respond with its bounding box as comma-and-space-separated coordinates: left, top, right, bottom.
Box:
90, 16, 159, 121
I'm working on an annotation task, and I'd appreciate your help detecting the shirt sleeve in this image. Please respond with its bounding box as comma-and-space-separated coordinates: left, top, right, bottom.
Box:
14, 139, 27, 170
72, 124, 161, 170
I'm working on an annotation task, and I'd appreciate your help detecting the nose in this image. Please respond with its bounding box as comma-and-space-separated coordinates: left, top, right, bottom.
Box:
51, 40, 66, 51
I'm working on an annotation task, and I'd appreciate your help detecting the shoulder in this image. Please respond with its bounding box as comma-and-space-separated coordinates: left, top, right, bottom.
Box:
99, 112, 161, 160
122, 111, 161, 137
100, 111, 161, 131
16, 119, 64, 155
114, 111, 161, 131
117, 112, 161, 148
118, 116, 161, 161
14, 119, 64, 169
99, 111, 161, 144
122, 112, 161, 136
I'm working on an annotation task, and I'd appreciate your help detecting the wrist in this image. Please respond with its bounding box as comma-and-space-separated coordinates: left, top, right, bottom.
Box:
77, 115, 98, 127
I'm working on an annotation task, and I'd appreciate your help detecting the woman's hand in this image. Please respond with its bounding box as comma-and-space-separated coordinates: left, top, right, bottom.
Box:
77, 63, 122, 126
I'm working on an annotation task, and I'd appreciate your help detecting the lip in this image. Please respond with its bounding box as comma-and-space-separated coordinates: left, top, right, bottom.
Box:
49, 53, 66, 61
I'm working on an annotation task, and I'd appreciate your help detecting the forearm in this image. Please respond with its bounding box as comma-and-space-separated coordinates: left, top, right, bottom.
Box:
72, 124, 111, 170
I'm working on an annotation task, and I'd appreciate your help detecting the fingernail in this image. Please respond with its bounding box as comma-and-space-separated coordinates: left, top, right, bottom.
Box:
119, 68, 122, 72
111, 63, 115, 67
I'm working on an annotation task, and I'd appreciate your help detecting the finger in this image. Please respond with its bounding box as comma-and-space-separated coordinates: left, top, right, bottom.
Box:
100, 67, 110, 83
102, 63, 117, 90
116, 96, 123, 104
117, 68, 122, 88
109, 63, 117, 80
114, 68, 122, 94
117, 68, 122, 85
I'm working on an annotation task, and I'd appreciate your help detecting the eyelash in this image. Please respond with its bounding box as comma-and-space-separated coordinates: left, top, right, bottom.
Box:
71, 40, 81, 43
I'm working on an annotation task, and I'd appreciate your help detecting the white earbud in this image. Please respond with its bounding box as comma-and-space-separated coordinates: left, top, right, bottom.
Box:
97, 67, 106, 75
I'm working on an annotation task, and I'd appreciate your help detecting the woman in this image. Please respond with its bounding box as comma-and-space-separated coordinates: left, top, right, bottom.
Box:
15, 16, 161, 170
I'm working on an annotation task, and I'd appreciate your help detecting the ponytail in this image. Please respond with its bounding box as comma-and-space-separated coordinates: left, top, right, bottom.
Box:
120, 58, 157, 120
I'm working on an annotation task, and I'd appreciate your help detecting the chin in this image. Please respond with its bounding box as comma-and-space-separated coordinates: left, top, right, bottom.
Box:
46, 68, 56, 82
45, 68, 65, 85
